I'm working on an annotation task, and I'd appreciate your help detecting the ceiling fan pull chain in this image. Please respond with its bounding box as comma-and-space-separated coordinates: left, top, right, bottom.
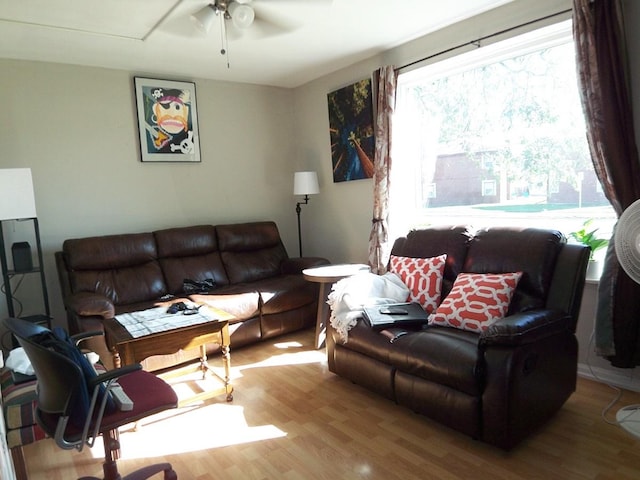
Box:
218, 10, 230, 69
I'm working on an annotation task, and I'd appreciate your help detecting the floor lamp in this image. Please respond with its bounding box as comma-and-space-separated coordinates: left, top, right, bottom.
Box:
0, 168, 42, 323
294, 171, 319, 257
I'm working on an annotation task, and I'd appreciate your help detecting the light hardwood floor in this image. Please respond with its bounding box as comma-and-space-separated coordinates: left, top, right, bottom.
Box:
22, 328, 640, 479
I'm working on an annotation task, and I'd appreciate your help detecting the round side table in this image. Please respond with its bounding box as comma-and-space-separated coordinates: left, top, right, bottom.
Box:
303, 263, 370, 348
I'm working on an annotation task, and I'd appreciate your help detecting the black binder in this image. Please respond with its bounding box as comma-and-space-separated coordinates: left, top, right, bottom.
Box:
362, 302, 430, 330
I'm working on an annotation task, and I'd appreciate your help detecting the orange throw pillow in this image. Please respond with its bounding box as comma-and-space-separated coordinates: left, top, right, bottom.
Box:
389, 254, 447, 314
429, 272, 523, 332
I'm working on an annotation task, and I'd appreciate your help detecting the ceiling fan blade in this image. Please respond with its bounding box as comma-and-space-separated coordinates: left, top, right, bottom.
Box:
251, 7, 298, 35
160, 9, 206, 38
249, 0, 332, 34
248, 0, 332, 5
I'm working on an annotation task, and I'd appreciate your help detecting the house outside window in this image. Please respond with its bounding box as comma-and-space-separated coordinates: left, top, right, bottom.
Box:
390, 20, 615, 250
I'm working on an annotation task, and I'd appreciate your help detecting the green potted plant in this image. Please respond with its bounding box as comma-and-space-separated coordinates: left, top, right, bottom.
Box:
569, 219, 609, 278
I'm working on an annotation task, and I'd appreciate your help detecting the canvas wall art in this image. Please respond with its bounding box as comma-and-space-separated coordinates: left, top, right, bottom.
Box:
327, 78, 375, 182
134, 77, 201, 162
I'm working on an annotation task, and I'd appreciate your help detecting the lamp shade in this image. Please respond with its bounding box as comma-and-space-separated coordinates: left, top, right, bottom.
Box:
191, 4, 217, 33
228, 3, 255, 28
0, 168, 37, 221
294, 171, 319, 196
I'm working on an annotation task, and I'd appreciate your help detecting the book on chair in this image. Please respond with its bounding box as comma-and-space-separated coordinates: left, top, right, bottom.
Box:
362, 302, 430, 330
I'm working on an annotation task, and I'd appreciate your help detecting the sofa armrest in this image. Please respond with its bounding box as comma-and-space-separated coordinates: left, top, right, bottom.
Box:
66, 292, 115, 320
281, 256, 330, 274
479, 309, 571, 347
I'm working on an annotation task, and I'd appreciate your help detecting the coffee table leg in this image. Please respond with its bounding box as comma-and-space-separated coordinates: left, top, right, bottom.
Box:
111, 347, 121, 369
199, 344, 208, 380
195, 324, 233, 401
220, 323, 233, 401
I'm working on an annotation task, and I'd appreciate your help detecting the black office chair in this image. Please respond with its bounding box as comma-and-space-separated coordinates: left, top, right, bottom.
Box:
4, 317, 179, 480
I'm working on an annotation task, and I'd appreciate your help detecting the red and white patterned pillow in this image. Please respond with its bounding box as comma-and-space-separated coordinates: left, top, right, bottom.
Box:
429, 272, 523, 332
389, 254, 447, 314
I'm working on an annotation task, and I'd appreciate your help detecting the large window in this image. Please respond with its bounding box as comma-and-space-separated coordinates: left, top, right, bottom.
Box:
390, 20, 615, 251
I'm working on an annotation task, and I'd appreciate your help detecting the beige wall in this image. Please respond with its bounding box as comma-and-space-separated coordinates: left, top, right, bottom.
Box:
0, 60, 302, 331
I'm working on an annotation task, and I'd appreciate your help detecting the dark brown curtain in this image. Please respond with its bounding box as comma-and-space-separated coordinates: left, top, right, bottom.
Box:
368, 66, 398, 274
574, 0, 640, 367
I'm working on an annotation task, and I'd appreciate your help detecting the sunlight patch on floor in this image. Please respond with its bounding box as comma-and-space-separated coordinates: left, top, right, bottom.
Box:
236, 348, 325, 372
273, 340, 304, 349
88, 403, 286, 460
83, 336, 325, 460
221, 340, 326, 381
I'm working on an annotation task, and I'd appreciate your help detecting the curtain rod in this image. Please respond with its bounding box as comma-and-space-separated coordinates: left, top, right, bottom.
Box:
396, 8, 573, 73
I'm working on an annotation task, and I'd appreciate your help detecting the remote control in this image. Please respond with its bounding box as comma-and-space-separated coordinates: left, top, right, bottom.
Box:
110, 384, 134, 411
379, 307, 409, 315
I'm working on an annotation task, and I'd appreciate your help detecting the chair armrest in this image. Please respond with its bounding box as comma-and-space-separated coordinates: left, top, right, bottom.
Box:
71, 330, 105, 346
89, 364, 142, 388
479, 309, 571, 347
281, 256, 331, 274
66, 292, 115, 319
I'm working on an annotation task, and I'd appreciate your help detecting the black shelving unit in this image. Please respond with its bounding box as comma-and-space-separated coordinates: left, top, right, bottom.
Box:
0, 217, 51, 329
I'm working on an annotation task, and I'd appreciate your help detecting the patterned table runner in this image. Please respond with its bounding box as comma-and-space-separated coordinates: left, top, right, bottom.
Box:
115, 306, 222, 338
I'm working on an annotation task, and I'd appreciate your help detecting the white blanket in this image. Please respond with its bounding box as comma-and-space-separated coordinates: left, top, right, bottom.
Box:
327, 271, 410, 343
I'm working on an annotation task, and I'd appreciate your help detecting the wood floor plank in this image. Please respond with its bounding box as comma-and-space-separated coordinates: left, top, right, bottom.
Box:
20, 328, 640, 479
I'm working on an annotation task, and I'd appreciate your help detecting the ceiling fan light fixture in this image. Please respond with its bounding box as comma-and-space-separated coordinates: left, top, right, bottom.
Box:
228, 2, 255, 29
191, 4, 217, 33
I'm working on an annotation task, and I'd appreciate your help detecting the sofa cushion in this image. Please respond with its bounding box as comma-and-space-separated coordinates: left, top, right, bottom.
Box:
389, 254, 446, 313
251, 275, 318, 314
63, 233, 166, 305
390, 226, 472, 298
189, 292, 260, 321
70, 265, 167, 306
330, 319, 400, 365
154, 225, 230, 293
387, 327, 483, 396
464, 227, 564, 312
217, 222, 289, 284
330, 323, 482, 396
63, 233, 157, 270
430, 272, 522, 332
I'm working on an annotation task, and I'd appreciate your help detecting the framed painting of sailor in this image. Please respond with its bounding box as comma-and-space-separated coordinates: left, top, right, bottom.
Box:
134, 77, 201, 163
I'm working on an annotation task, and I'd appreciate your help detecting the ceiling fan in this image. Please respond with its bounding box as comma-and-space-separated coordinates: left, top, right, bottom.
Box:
191, 0, 256, 33
186, 0, 330, 65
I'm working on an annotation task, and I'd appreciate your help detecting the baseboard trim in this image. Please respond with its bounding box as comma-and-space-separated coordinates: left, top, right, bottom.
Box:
578, 362, 640, 393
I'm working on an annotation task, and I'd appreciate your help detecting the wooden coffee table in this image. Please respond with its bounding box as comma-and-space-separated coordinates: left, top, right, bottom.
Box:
103, 305, 235, 405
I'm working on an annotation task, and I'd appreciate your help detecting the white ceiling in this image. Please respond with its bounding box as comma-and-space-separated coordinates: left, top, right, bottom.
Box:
0, 0, 513, 88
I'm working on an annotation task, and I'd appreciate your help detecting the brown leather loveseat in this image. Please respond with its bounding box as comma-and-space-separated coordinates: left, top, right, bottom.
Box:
56, 221, 328, 369
326, 226, 589, 450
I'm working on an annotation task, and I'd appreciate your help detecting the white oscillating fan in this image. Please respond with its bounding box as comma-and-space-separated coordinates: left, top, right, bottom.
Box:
613, 198, 640, 438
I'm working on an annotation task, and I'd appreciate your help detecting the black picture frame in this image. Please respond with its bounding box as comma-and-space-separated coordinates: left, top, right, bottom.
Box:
134, 77, 201, 163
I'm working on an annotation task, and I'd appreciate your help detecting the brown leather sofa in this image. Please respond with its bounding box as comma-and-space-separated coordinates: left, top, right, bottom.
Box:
56, 221, 328, 369
326, 226, 589, 450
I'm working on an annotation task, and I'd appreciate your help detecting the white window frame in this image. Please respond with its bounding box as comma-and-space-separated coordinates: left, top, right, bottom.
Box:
389, 20, 615, 244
